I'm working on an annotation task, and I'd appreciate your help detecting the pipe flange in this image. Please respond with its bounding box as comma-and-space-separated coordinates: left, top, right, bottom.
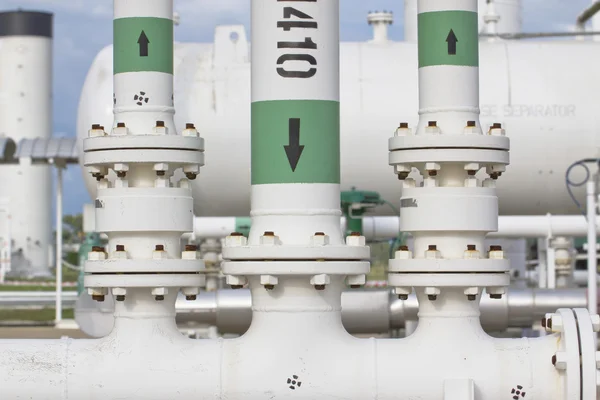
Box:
572, 308, 598, 399
549, 308, 581, 399
84, 273, 206, 290
388, 271, 510, 289
388, 258, 509, 273
222, 245, 369, 261
389, 134, 509, 152
389, 147, 509, 166
222, 260, 369, 276
84, 148, 204, 167
85, 259, 205, 274
84, 135, 205, 152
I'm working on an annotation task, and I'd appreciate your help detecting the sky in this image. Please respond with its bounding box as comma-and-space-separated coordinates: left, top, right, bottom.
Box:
0, 0, 593, 217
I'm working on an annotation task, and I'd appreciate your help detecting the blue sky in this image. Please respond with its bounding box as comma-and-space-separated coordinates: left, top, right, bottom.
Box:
0, 0, 593, 216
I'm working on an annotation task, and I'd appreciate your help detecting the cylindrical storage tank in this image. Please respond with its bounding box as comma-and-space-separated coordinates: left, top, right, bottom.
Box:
0, 11, 53, 276
77, 36, 600, 217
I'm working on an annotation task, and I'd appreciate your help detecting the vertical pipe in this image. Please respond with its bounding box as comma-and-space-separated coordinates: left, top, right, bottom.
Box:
55, 166, 63, 323
587, 179, 597, 320
417, 0, 480, 136
404, 0, 418, 42
546, 237, 556, 289
113, 0, 175, 135
250, 0, 341, 244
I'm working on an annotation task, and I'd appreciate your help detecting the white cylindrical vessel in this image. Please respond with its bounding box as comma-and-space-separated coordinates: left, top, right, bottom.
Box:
77, 35, 600, 217
0, 11, 53, 276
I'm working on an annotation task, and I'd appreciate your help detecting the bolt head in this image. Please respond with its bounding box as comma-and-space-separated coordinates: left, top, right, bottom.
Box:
346, 234, 366, 246
182, 126, 199, 137
395, 249, 412, 259
310, 274, 331, 287
553, 352, 567, 370
346, 274, 366, 287
311, 233, 330, 246
226, 275, 248, 287
182, 250, 198, 260
151, 287, 168, 296
260, 275, 279, 287
111, 287, 127, 297
225, 234, 248, 247
181, 287, 200, 296
591, 314, 600, 332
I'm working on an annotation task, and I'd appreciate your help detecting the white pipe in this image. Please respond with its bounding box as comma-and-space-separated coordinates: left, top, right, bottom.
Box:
587, 180, 597, 320
55, 166, 63, 323
546, 237, 556, 289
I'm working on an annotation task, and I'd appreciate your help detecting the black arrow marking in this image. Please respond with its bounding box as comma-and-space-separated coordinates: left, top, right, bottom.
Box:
446, 29, 457, 55
284, 118, 304, 172
138, 30, 150, 57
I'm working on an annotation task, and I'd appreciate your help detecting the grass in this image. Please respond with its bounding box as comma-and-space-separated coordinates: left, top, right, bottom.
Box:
0, 285, 77, 292
0, 308, 74, 322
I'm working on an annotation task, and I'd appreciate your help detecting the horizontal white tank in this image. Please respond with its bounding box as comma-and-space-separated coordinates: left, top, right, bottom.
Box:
77, 28, 600, 217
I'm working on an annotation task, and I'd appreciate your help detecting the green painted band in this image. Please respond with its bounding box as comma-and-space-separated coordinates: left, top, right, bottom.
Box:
418, 11, 478, 68
252, 100, 340, 185
114, 17, 173, 74
235, 217, 252, 237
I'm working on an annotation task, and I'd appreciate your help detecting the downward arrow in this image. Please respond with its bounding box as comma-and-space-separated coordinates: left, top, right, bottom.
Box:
138, 30, 150, 57
284, 118, 304, 172
446, 29, 458, 55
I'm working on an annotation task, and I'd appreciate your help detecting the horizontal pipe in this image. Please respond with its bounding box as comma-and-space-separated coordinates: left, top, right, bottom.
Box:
175, 288, 588, 334
192, 215, 599, 241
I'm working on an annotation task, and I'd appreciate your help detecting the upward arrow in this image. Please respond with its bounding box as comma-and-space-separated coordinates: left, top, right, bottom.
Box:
284, 118, 304, 172
446, 29, 458, 55
138, 30, 150, 57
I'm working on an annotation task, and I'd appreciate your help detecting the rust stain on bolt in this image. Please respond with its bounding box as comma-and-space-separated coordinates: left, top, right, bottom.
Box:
263, 231, 275, 237
186, 123, 195, 129
314, 285, 326, 291
92, 295, 105, 302
156, 120, 165, 127
156, 170, 166, 176
230, 232, 243, 237
185, 245, 197, 251
116, 171, 126, 178
264, 284, 275, 291
185, 172, 197, 180
91, 124, 101, 129
428, 170, 437, 177
467, 170, 477, 176
490, 294, 503, 299
428, 245, 437, 251
314, 232, 325, 236
116, 245, 125, 252
399, 245, 409, 251
428, 121, 437, 127
490, 172, 499, 180
185, 295, 197, 301
117, 122, 125, 128
547, 318, 553, 329
467, 245, 476, 251
398, 294, 408, 300
541, 318, 547, 328
428, 295, 438, 301
350, 285, 361, 289
551, 355, 557, 365
116, 295, 125, 302
92, 246, 105, 253
350, 232, 361, 237
467, 121, 476, 127
231, 285, 243, 290
398, 172, 409, 180
467, 294, 477, 301
155, 245, 165, 251
490, 245, 502, 251
399, 122, 408, 128
155, 295, 165, 301
492, 123, 502, 129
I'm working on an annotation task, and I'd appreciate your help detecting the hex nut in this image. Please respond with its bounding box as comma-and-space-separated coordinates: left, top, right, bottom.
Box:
346, 234, 366, 246
225, 234, 248, 247
310, 274, 331, 287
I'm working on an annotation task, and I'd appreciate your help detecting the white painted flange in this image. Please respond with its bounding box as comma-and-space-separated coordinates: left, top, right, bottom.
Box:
222, 261, 370, 276
84, 135, 204, 152
389, 133, 509, 151
85, 259, 204, 273
388, 272, 510, 288
389, 147, 509, 165
85, 273, 205, 289
222, 245, 369, 261
84, 148, 204, 166
554, 308, 581, 400
572, 308, 597, 400
388, 258, 509, 273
